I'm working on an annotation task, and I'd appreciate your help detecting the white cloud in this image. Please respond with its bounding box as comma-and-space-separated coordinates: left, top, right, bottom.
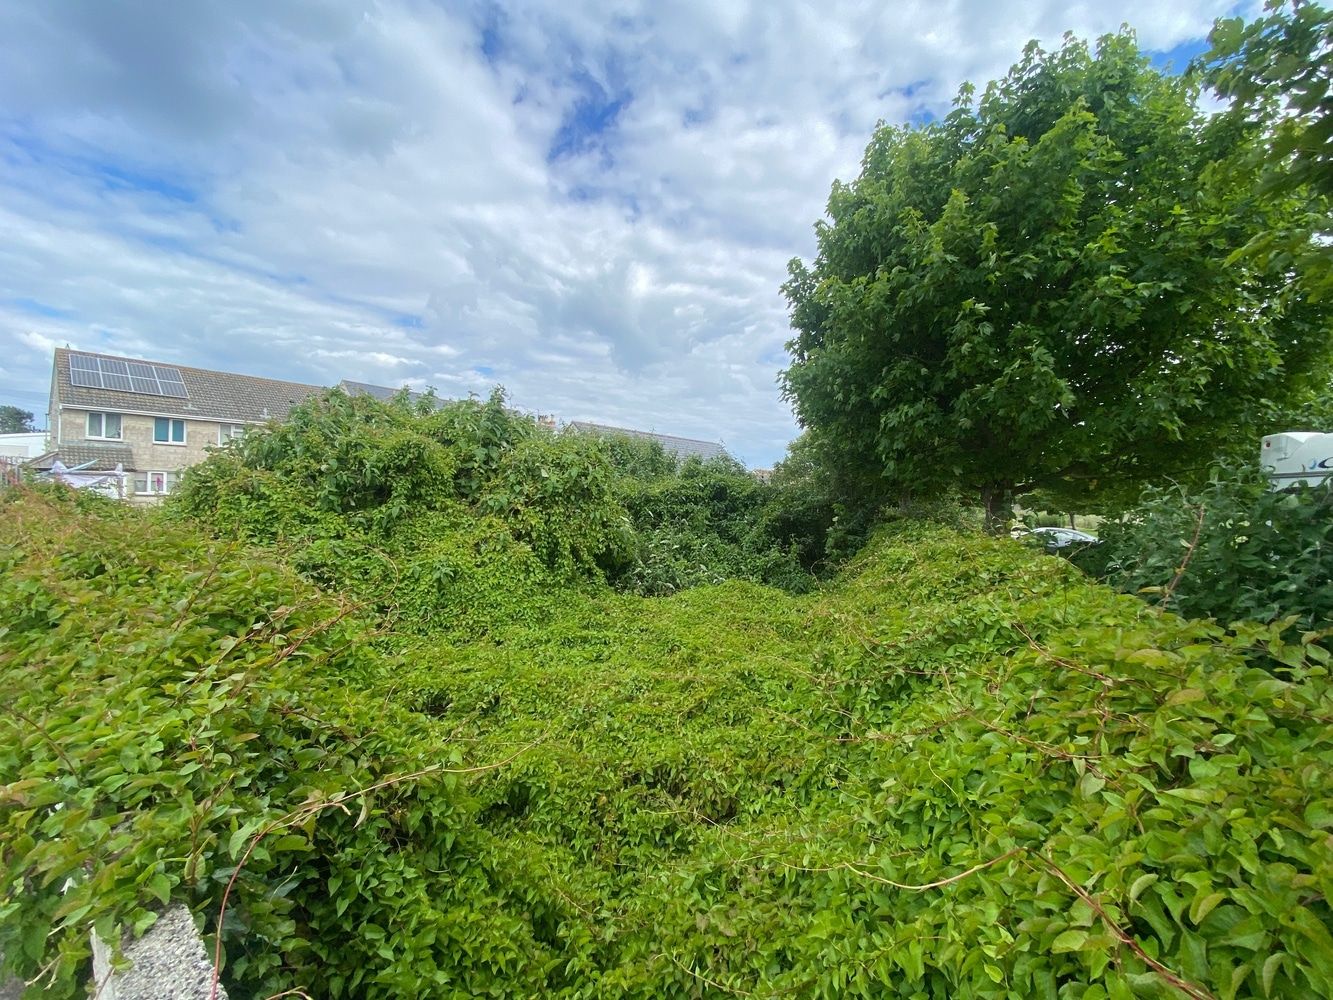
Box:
18, 330, 62, 355
0, 0, 1240, 464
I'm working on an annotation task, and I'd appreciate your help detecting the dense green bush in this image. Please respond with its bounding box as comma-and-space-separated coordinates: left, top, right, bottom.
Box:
0, 490, 479, 997
614, 453, 814, 594
3, 486, 1331, 999
174, 392, 831, 619
1085, 463, 1333, 632
170, 389, 632, 636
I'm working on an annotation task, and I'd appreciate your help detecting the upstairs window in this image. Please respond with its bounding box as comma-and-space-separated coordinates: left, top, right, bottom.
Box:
86, 412, 122, 440
153, 417, 186, 444
218, 423, 246, 445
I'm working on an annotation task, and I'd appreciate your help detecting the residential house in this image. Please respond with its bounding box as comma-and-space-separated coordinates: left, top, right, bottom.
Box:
565, 420, 729, 463
37, 348, 323, 503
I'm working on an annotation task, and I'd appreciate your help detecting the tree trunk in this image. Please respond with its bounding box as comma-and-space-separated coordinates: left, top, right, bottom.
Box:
981, 484, 1012, 536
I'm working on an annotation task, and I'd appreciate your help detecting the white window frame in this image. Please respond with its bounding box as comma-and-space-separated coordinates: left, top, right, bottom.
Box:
86, 412, 122, 440
218, 423, 246, 445
135, 470, 178, 495
153, 417, 187, 445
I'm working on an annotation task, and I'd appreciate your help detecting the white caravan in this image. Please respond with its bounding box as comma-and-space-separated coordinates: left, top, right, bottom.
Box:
1261, 432, 1333, 489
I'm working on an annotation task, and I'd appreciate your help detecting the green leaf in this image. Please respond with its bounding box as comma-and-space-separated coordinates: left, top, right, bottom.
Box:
1189, 891, 1225, 926
147, 873, 172, 906
1261, 953, 1285, 997
1051, 930, 1089, 953
1129, 874, 1159, 902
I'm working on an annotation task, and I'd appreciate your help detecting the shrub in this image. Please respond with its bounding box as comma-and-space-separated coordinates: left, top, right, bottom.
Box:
614, 458, 814, 594
169, 389, 635, 635
1088, 462, 1333, 631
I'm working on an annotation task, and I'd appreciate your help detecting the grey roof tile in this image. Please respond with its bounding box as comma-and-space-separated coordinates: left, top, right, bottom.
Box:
566, 420, 729, 462
54, 348, 323, 424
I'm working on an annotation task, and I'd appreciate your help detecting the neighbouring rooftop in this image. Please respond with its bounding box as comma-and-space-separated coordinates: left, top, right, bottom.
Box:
566, 420, 729, 463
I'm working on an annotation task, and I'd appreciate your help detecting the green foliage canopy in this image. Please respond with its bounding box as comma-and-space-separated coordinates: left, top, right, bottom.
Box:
1201, 0, 1333, 303
782, 30, 1332, 524
1204, 0, 1333, 202
0, 406, 35, 434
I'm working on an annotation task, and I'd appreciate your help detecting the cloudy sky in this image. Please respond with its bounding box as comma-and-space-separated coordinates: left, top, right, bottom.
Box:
0, 0, 1251, 465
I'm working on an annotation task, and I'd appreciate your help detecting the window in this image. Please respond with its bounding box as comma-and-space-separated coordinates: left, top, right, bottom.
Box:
134, 471, 178, 495
218, 423, 246, 445
86, 412, 122, 440
153, 417, 186, 444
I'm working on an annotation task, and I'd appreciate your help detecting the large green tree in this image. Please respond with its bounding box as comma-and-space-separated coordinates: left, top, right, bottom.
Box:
782, 30, 1331, 529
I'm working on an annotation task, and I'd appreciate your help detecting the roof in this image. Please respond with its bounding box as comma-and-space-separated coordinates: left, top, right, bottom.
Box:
53, 348, 324, 423
28, 441, 135, 471
566, 420, 729, 463
338, 380, 446, 409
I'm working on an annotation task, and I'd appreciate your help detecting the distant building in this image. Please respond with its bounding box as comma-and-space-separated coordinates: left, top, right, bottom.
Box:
0, 431, 48, 459
565, 420, 729, 463
38, 348, 322, 503
338, 379, 446, 409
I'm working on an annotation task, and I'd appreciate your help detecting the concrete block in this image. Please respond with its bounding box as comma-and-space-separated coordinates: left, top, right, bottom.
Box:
91, 907, 228, 1000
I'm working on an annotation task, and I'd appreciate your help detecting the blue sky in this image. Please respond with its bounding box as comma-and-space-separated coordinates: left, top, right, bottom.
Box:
0, 0, 1254, 465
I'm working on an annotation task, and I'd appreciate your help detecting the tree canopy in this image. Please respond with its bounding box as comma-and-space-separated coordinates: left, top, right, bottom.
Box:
0, 406, 35, 434
1200, 0, 1333, 302
781, 30, 1332, 526
1203, 0, 1333, 201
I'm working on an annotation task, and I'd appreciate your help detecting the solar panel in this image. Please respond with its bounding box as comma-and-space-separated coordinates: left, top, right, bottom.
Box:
66, 353, 189, 398
154, 367, 189, 397
102, 373, 134, 391
154, 366, 185, 383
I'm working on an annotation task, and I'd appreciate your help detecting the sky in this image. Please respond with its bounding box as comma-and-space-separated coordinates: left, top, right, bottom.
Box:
0, 0, 1254, 466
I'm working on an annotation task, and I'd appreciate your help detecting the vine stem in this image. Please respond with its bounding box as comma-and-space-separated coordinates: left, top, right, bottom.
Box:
664, 953, 753, 996
834, 847, 1021, 891
1160, 504, 1206, 611
209, 742, 539, 1000
1032, 855, 1214, 1000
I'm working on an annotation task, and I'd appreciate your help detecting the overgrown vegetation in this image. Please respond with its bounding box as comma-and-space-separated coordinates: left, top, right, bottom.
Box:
1078, 463, 1333, 633
172, 389, 833, 617
3, 460, 1332, 998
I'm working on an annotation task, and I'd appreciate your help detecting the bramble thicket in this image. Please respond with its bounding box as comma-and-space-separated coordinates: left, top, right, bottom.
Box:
4, 10, 1333, 999
2, 388, 1331, 999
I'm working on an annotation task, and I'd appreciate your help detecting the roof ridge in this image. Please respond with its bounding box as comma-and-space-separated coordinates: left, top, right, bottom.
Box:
569, 419, 723, 447
55, 346, 324, 391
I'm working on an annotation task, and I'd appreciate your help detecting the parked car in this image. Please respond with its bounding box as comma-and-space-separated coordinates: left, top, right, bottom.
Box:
1022, 526, 1099, 550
